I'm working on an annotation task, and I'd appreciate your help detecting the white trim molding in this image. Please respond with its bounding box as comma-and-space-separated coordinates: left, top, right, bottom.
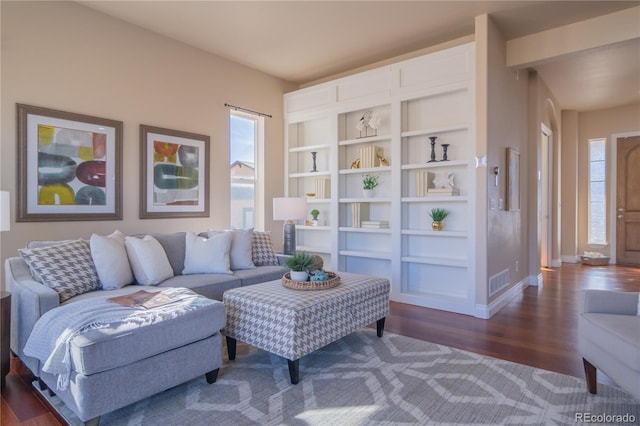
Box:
474, 278, 529, 319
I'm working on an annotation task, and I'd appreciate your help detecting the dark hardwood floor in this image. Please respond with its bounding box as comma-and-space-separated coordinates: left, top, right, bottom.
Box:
2, 263, 638, 425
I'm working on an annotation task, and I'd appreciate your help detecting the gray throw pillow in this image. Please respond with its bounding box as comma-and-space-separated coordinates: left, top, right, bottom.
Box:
19, 239, 100, 303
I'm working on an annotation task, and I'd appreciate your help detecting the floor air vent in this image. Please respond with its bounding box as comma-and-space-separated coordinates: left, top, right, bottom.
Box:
489, 269, 510, 297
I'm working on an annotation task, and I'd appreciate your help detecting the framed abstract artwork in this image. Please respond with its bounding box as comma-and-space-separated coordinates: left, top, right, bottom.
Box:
140, 125, 210, 219
505, 147, 520, 211
16, 104, 123, 221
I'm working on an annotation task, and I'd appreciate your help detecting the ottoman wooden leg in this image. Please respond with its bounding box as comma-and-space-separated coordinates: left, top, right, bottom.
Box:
377, 317, 386, 337
287, 359, 299, 385
226, 336, 237, 361
583, 358, 597, 394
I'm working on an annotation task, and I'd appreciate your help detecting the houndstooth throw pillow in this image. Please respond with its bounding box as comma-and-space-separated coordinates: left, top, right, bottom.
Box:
19, 239, 100, 303
252, 231, 279, 266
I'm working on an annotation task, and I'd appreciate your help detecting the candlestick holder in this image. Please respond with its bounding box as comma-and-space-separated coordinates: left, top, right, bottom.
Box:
441, 144, 450, 161
310, 152, 318, 172
427, 136, 438, 163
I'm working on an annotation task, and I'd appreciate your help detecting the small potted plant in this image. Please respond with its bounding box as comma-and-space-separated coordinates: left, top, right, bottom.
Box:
362, 174, 380, 198
285, 251, 316, 281
310, 209, 320, 220
429, 208, 449, 231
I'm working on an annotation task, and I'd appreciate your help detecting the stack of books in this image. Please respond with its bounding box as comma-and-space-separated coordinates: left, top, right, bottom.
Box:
415, 171, 435, 197
314, 178, 330, 199
359, 145, 382, 168
361, 220, 389, 229
351, 202, 370, 228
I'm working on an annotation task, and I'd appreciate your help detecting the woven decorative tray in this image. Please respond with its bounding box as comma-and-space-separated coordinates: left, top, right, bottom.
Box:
282, 272, 340, 291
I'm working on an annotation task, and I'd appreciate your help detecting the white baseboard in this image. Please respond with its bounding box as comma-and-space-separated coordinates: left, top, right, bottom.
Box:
474, 278, 528, 319
551, 258, 562, 267
561, 255, 580, 263
527, 273, 543, 287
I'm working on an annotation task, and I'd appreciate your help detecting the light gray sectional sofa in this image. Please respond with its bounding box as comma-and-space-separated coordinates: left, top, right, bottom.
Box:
5, 230, 288, 425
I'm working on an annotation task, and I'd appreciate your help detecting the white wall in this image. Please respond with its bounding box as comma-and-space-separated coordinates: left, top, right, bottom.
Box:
0, 1, 295, 289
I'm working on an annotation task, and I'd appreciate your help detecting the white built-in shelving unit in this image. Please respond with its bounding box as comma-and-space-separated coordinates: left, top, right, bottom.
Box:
284, 42, 476, 315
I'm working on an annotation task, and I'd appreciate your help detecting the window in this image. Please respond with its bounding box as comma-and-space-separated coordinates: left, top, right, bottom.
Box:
229, 112, 258, 230
588, 138, 606, 245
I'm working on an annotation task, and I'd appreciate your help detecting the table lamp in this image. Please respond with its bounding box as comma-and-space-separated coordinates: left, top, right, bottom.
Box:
273, 197, 307, 255
0, 191, 9, 232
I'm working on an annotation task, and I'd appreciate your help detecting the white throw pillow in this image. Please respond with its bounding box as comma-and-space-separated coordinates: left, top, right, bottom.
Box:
183, 231, 232, 275
125, 235, 174, 285
204, 229, 255, 270
90, 230, 134, 290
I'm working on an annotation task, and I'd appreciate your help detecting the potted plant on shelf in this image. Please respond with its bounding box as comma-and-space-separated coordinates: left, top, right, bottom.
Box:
310, 209, 320, 220
429, 208, 449, 231
285, 251, 316, 281
362, 174, 380, 198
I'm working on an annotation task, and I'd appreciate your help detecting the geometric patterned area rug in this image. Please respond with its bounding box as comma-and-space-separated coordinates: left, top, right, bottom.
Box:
37, 329, 639, 425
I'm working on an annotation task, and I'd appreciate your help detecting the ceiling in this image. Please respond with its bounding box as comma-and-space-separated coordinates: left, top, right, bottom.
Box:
79, 1, 640, 112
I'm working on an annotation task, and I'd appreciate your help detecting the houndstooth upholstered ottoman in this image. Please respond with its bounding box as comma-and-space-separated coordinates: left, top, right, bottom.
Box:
223, 272, 390, 384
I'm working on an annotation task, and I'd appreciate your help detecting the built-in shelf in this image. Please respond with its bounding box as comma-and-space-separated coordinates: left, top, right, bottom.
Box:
401, 160, 468, 170
339, 197, 393, 203
289, 171, 331, 178
305, 198, 331, 204
401, 196, 468, 203
289, 144, 331, 153
339, 166, 392, 175
401, 229, 467, 237
297, 245, 332, 254
339, 250, 392, 260
401, 256, 467, 268
296, 225, 331, 231
401, 125, 468, 138
338, 134, 392, 146
339, 227, 392, 234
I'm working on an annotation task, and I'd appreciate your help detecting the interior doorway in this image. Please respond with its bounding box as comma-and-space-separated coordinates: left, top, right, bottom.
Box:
615, 135, 640, 266
540, 124, 553, 268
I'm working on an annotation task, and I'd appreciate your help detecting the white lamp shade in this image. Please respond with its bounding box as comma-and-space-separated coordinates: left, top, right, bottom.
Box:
0, 191, 10, 232
273, 197, 307, 221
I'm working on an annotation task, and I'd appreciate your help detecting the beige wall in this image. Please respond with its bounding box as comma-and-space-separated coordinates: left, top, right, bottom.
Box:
576, 102, 640, 258
0, 1, 295, 289
560, 110, 579, 260
477, 15, 529, 305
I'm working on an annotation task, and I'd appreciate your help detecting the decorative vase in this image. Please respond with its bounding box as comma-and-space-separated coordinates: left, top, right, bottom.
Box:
290, 271, 309, 282
363, 189, 375, 198
432, 221, 444, 231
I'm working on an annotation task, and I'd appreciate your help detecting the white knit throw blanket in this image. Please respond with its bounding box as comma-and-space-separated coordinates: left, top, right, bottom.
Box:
24, 287, 211, 391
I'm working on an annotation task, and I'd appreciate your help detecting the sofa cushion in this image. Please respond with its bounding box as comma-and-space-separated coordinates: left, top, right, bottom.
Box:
149, 232, 186, 276
160, 274, 241, 301
125, 236, 174, 285
233, 265, 289, 287
183, 231, 232, 275
19, 239, 100, 303
61, 288, 226, 376
90, 230, 134, 290
252, 230, 279, 266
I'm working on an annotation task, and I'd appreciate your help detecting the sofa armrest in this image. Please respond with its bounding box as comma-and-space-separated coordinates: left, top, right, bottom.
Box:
5, 257, 60, 373
581, 289, 639, 315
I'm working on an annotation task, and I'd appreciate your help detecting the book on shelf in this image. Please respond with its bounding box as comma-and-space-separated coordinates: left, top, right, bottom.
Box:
359, 145, 383, 168
314, 178, 330, 199
415, 171, 435, 197
361, 220, 389, 228
351, 202, 370, 228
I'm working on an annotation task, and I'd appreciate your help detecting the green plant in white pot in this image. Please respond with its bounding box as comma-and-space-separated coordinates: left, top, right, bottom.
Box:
285, 251, 316, 281
362, 174, 380, 198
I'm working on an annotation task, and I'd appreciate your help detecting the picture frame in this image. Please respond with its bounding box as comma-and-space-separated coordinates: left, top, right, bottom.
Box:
16, 104, 123, 222
140, 125, 210, 219
505, 147, 520, 211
